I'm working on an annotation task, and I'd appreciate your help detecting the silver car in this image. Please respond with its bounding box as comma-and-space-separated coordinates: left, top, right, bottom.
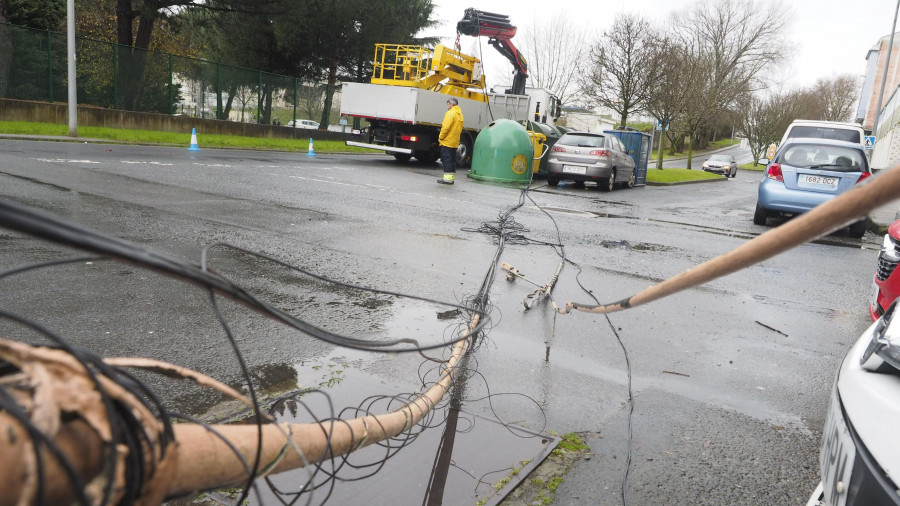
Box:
546, 132, 636, 191
701, 154, 737, 178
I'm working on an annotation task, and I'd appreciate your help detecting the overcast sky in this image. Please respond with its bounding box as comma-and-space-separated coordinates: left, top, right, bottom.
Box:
426, 0, 897, 91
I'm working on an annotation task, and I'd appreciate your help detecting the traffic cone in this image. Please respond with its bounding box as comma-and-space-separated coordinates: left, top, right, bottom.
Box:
187, 128, 200, 151
306, 137, 315, 157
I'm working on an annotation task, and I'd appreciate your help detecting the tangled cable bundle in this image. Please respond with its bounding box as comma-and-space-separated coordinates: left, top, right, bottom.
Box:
0, 194, 544, 505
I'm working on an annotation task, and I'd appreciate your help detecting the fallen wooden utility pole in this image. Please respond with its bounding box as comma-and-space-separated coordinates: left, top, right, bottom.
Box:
0, 316, 477, 505
559, 164, 900, 315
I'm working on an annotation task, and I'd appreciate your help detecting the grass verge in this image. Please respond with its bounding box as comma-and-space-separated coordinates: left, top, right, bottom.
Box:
487, 432, 591, 506
740, 161, 766, 171
646, 168, 724, 184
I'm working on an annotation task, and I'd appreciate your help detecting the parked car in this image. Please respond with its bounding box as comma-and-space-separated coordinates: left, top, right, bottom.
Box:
781, 119, 865, 148
288, 119, 320, 129
869, 221, 900, 321
701, 154, 737, 178
546, 131, 636, 191
806, 299, 900, 506
753, 138, 871, 238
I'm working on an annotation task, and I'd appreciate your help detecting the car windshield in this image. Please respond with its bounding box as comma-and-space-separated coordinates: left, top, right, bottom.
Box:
559, 134, 604, 148
787, 126, 861, 143
709, 155, 732, 162
779, 144, 868, 172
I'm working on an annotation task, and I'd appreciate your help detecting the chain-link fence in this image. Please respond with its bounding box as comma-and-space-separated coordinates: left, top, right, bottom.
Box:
0, 22, 338, 126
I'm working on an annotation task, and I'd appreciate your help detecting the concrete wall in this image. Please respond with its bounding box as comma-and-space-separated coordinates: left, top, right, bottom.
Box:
0, 98, 357, 142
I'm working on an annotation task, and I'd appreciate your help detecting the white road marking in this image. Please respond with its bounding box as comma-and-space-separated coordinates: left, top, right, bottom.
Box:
122, 161, 174, 166
268, 172, 474, 204
32, 158, 100, 164
192, 162, 236, 168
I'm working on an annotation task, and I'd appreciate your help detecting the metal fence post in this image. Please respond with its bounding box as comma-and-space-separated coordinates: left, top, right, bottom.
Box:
47, 30, 53, 102
293, 78, 298, 124
169, 54, 174, 115
113, 43, 118, 110
216, 62, 222, 120
257, 71, 262, 123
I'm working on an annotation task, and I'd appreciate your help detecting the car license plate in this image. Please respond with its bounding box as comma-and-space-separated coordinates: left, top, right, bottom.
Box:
801, 174, 838, 189
870, 280, 881, 313
820, 388, 855, 506
562, 165, 587, 175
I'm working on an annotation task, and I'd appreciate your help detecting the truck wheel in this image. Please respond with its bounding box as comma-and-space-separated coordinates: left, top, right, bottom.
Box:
456, 133, 474, 168
392, 153, 412, 162
414, 150, 439, 164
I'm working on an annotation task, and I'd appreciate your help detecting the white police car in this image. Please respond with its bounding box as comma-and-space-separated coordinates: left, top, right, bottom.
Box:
807, 301, 900, 505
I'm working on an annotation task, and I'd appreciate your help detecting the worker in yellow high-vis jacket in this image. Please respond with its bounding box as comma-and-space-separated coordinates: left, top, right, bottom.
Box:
437, 98, 464, 185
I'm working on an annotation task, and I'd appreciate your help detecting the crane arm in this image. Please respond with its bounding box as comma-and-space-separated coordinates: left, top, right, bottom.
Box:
456, 8, 528, 95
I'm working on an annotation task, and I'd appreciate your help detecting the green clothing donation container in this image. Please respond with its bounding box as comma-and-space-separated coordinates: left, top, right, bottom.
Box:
469, 119, 535, 184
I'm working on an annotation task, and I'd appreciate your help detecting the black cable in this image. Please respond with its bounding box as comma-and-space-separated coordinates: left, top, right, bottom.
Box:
207, 291, 266, 506
568, 258, 634, 506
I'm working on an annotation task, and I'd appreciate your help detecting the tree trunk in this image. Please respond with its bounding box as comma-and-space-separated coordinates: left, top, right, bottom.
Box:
115, 0, 157, 111
223, 82, 237, 119
321, 56, 339, 129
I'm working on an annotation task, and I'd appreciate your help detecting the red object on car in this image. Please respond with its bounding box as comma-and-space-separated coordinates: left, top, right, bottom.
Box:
870, 220, 900, 320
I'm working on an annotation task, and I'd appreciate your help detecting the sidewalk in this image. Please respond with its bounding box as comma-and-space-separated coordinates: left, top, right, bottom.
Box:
872, 199, 899, 229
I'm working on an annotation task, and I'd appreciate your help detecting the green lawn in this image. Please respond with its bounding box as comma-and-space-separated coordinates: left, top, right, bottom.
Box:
645, 168, 724, 184
0, 120, 374, 153
739, 161, 767, 171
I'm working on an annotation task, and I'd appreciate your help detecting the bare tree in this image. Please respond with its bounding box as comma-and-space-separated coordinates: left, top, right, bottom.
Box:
644, 38, 692, 168
579, 13, 658, 128
809, 74, 861, 122
736, 89, 805, 165
518, 12, 590, 106
672, 0, 790, 168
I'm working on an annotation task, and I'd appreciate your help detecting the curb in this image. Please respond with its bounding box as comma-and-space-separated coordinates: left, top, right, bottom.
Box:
646, 177, 728, 186
0, 134, 372, 155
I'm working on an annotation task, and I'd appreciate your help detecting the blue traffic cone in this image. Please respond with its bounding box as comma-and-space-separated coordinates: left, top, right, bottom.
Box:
187, 128, 200, 151
306, 137, 315, 157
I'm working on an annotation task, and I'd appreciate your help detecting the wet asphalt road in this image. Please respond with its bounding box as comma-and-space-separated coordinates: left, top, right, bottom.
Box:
0, 139, 881, 505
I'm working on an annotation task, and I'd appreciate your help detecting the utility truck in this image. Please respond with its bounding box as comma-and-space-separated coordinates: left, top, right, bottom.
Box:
341, 9, 560, 167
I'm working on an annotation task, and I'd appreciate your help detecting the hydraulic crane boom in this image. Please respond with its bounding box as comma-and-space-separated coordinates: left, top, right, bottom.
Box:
456, 8, 528, 95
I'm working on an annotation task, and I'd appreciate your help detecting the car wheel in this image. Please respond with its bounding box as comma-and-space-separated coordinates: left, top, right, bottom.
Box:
849, 219, 868, 238
547, 175, 560, 187
603, 170, 616, 192
392, 153, 412, 162
753, 203, 768, 225
625, 168, 636, 188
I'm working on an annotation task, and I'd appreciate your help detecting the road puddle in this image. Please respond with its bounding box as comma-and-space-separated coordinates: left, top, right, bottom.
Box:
600, 239, 675, 252
187, 350, 557, 505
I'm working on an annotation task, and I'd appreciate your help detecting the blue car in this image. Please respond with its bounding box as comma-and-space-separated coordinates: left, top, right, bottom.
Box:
753, 138, 871, 238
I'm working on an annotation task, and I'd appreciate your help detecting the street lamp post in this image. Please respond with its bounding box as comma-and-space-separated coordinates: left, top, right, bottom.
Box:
66, 0, 77, 137
873, 0, 900, 140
